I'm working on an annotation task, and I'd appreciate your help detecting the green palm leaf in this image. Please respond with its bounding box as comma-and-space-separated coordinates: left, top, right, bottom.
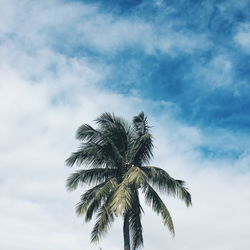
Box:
109, 166, 147, 214
76, 179, 117, 221
108, 181, 134, 214
75, 124, 124, 165
66, 168, 117, 191
91, 196, 115, 242
95, 112, 132, 159
128, 188, 143, 250
141, 166, 192, 207
129, 133, 153, 166
142, 183, 175, 235
133, 112, 149, 136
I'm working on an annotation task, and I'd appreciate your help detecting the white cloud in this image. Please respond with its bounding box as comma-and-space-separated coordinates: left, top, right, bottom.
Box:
0, 1, 250, 250
0, 0, 207, 56
195, 55, 233, 88
235, 23, 250, 54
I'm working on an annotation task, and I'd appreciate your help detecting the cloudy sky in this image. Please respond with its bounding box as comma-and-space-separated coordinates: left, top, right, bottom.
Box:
1, 0, 250, 249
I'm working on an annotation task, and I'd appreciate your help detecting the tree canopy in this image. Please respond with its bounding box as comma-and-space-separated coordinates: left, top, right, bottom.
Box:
66, 112, 191, 250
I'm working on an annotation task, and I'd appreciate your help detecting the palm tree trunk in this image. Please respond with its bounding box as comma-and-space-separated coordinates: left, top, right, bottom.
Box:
123, 213, 130, 250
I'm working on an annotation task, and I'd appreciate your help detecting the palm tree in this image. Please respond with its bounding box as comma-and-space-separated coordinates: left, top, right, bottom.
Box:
66, 112, 191, 250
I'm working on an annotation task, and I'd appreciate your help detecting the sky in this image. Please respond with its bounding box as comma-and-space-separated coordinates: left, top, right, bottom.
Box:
0, 0, 250, 249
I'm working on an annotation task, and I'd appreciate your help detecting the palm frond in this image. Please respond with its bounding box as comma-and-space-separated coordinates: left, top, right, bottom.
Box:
74, 123, 124, 165
108, 166, 148, 214
129, 188, 144, 250
66, 140, 123, 168
142, 183, 175, 235
66, 142, 106, 167
96, 112, 131, 158
76, 123, 102, 142
124, 166, 147, 188
91, 196, 115, 242
75, 182, 105, 219
76, 179, 117, 221
95, 112, 127, 128
108, 181, 134, 214
66, 168, 117, 191
129, 133, 153, 166
133, 112, 149, 136
141, 166, 192, 207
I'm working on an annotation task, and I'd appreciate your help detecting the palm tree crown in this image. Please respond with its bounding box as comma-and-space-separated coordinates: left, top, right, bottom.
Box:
66, 112, 191, 250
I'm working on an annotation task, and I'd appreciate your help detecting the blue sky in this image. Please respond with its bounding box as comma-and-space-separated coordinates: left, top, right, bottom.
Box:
78, 0, 250, 158
0, 1, 250, 250
55, 0, 250, 155
102, 0, 249, 128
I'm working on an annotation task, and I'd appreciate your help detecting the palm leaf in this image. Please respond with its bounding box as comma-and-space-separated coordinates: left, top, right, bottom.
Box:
141, 166, 192, 207
124, 166, 147, 187
74, 124, 124, 165
66, 140, 122, 168
142, 183, 175, 235
108, 181, 134, 214
66, 168, 117, 191
133, 112, 149, 136
129, 188, 144, 250
109, 166, 148, 214
75, 182, 105, 219
95, 112, 131, 158
129, 133, 153, 166
76, 179, 117, 221
91, 196, 115, 242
